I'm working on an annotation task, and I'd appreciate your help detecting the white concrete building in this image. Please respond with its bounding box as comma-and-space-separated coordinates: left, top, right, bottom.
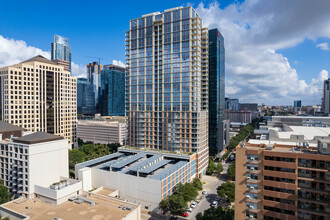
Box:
77, 120, 125, 145
0, 123, 81, 202
76, 148, 198, 210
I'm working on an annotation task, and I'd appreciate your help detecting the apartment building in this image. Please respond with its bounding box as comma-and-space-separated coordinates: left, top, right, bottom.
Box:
125, 6, 209, 176
0, 55, 77, 147
235, 141, 330, 220
77, 119, 126, 145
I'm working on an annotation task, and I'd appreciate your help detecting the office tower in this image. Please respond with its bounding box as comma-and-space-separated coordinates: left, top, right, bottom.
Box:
100, 65, 125, 116
77, 78, 96, 115
294, 100, 302, 112
225, 97, 239, 111
322, 78, 330, 113
87, 62, 102, 111
125, 6, 209, 177
51, 35, 71, 72
235, 141, 330, 220
208, 28, 226, 155
0, 55, 77, 148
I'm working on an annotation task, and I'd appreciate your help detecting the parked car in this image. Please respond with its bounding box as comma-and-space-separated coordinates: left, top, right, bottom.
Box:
179, 212, 189, 217
202, 190, 208, 195
230, 154, 235, 161
187, 207, 193, 212
211, 201, 218, 206
190, 202, 197, 208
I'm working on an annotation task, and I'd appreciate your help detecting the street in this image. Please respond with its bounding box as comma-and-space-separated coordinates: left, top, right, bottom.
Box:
186, 161, 229, 220
141, 160, 231, 220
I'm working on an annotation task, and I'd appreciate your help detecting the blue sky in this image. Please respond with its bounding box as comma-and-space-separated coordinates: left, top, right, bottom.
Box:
1, 0, 330, 105
0, 0, 237, 66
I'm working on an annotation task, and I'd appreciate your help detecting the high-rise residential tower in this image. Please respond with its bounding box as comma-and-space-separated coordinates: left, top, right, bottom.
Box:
322, 78, 330, 114
125, 6, 209, 176
87, 62, 102, 112
51, 35, 71, 72
0, 55, 77, 148
208, 28, 226, 155
77, 78, 96, 115
100, 64, 125, 116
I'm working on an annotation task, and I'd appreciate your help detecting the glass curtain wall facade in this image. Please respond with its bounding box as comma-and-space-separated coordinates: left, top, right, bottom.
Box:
77, 78, 96, 115
87, 62, 102, 112
208, 29, 225, 155
51, 35, 71, 72
125, 6, 209, 176
100, 68, 125, 116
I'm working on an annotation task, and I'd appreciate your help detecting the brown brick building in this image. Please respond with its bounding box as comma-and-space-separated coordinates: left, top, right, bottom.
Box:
235, 141, 330, 220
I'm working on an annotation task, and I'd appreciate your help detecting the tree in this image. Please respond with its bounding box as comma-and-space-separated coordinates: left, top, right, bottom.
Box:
0, 217, 10, 220
159, 197, 169, 211
215, 162, 223, 174
176, 183, 198, 202
196, 206, 234, 220
227, 162, 235, 179
0, 180, 10, 205
108, 143, 120, 153
78, 138, 84, 147
206, 159, 216, 175
69, 149, 86, 170
217, 182, 235, 203
168, 194, 186, 215
192, 178, 203, 191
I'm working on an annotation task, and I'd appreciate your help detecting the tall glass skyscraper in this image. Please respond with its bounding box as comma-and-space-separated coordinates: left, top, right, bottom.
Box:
77, 78, 96, 115
100, 65, 125, 116
126, 6, 209, 176
87, 62, 102, 112
208, 29, 226, 155
51, 35, 71, 72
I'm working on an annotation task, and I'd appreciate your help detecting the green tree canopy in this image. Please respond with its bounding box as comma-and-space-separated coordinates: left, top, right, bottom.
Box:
168, 194, 186, 215
0, 180, 10, 205
215, 162, 223, 174
176, 183, 198, 202
217, 182, 235, 203
69, 149, 86, 170
192, 178, 203, 191
196, 206, 234, 220
227, 162, 235, 180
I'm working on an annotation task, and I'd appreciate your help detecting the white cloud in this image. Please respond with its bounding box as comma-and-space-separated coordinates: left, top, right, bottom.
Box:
112, 60, 125, 67
196, 0, 330, 105
71, 62, 87, 78
316, 42, 330, 51
0, 35, 86, 78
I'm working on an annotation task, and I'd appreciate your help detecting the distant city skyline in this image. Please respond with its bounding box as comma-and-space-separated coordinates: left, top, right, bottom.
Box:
0, 0, 330, 105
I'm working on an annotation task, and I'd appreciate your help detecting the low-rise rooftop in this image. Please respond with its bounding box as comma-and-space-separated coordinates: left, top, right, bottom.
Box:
13, 131, 64, 144
2, 193, 138, 220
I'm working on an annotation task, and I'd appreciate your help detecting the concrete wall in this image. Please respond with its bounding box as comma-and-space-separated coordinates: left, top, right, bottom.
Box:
86, 168, 162, 210
27, 139, 69, 196
34, 179, 82, 205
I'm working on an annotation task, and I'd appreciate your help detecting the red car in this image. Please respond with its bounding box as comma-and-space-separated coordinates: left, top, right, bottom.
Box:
179, 212, 189, 217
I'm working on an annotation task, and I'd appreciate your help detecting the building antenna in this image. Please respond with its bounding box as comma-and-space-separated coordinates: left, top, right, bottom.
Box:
86, 56, 103, 65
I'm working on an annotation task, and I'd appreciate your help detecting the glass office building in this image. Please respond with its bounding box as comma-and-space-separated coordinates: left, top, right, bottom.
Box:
87, 62, 102, 112
125, 6, 209, 176
208, 28, 226, 155
100, 65, 125, 116
77, 78, 96, 115
51, 35, 71, 71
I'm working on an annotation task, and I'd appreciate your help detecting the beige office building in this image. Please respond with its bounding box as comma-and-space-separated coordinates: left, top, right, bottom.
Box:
125, 6, 209, 176
0, 55, 77, 148
77, 120, 126, 145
